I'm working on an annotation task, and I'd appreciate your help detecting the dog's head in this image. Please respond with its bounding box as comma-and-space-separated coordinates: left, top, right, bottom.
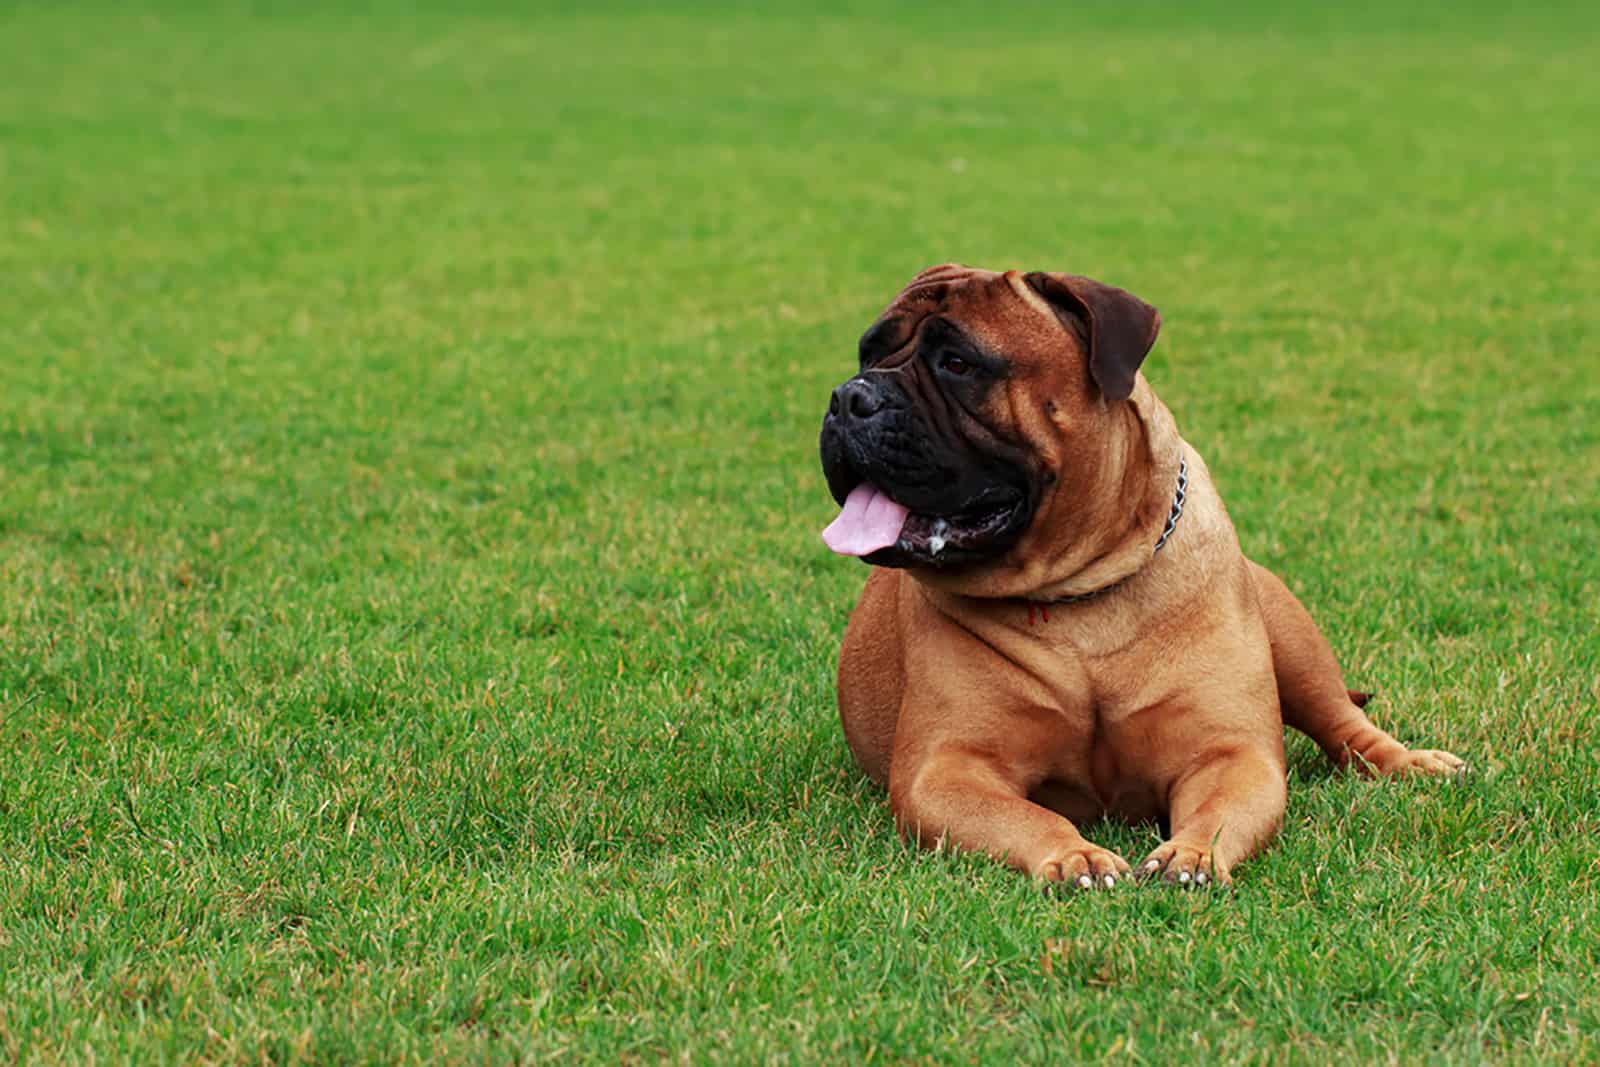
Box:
819, 264, 1168, 593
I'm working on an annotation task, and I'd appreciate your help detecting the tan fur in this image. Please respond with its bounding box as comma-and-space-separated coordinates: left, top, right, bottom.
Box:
835, 266, 1463, 886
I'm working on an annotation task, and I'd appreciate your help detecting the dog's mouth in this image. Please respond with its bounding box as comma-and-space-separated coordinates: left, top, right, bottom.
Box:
821, 480, 1029, 569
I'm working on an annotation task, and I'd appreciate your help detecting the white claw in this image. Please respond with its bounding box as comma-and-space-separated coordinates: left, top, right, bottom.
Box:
1103, 874, 1116, 888
1077, 875, 1093, 890
1178, 870, 1192, 884
1196, 871, 1208, 886
1144, 859, 1161, 872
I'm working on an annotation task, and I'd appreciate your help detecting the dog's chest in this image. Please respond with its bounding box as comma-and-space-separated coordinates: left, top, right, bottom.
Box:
1030, 741, 1164, 825
997, 612, 1179, 821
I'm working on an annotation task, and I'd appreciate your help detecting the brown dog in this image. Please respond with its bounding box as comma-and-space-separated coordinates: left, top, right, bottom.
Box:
818, 264, 1464, 887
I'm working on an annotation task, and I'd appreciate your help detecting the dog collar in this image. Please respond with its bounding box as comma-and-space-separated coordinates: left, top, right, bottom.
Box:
1036, 454, 1188, 612
1153, 454, 1189, 554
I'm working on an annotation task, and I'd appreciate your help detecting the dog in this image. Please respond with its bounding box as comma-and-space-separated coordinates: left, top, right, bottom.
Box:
818, 264, 1464, 887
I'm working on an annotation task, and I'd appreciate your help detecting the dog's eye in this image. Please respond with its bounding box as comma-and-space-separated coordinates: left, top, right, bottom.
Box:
940, 354, 973, 376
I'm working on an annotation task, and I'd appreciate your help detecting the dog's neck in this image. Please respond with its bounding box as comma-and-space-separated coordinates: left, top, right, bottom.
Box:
1041, 452, 1188, 605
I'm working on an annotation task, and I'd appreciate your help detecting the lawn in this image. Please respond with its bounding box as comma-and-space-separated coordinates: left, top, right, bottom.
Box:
2, 1, 1597, 1062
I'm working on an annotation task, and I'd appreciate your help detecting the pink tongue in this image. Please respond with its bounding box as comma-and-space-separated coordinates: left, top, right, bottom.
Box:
821, 484, 910, 557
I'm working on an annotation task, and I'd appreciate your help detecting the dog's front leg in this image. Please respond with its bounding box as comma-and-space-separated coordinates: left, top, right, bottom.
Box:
890, 745, 1131, 888
1140, 745, 1287, 886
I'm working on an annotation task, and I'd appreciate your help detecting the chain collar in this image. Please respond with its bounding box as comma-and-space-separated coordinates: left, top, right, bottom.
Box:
1152, 454, 1188, 554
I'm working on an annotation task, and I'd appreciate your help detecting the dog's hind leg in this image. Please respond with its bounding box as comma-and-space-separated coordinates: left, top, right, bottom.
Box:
1248, 560, 1465, 777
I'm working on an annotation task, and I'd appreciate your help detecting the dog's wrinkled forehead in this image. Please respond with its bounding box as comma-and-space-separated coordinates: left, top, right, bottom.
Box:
859, 264, 1046, 367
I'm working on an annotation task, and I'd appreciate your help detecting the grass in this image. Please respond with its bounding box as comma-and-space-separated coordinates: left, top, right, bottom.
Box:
2, 0, 1598, 1061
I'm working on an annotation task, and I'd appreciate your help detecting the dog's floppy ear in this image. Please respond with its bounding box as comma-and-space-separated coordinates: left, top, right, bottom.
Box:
1024, 273, 1161, 403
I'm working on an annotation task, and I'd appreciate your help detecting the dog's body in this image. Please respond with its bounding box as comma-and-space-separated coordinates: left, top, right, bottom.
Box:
820, 265, 1462, 886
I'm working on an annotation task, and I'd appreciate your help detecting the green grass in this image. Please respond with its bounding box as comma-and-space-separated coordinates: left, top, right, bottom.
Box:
2, 1, 1598, 1061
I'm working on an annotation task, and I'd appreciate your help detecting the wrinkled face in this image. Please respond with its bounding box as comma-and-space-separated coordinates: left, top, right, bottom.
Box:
818, 265, 1160, 571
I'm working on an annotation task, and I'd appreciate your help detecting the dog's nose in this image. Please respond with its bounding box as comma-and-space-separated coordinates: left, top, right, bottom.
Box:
829, 378, 887, 422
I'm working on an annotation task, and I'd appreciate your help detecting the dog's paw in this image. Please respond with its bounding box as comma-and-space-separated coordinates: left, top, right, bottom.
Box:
1372, 747, 1468, 778
1034, 843, 1131, 890
1137, 841, 1229, 888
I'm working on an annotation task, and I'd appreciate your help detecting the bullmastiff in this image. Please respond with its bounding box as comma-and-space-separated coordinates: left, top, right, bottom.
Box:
818, 264, 1464, 887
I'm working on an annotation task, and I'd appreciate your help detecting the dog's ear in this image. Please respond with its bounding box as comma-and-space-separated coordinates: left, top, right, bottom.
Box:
1024, 273, 1161, 403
